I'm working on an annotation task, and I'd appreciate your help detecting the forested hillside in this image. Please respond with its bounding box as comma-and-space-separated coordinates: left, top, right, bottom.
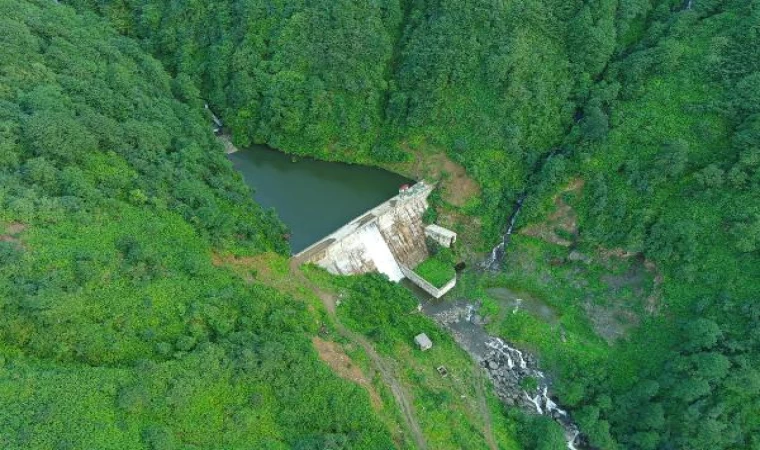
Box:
74, 0, 759, 448
67, 0, 587, 238
0, 1, 395, 447
3, 0, 759, 448
553, 1, 760, 448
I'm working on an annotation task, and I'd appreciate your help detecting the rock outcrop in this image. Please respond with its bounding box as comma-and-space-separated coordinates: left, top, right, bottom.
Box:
482, 338, 581, 449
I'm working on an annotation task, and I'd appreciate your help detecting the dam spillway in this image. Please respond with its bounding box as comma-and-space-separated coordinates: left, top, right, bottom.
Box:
354, 224, 405, 281
294, 182, 434, 280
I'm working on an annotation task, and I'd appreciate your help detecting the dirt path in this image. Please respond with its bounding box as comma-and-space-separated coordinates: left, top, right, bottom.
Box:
312, 336, 384, 410
473, 365, 498, 450
289, 260, 428, 450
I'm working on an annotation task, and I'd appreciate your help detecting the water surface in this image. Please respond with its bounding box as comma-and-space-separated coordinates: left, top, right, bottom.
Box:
229, 145, 411, 253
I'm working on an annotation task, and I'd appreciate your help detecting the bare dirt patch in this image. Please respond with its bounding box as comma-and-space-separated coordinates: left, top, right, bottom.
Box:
583, 302, 640, 343
643, 260, 664, 314
5, 223, 26, 235
391, 147, 481, 208
211, 253, 260, 284
596, 250, 663, 314
596, 247, 637, 263
583, 253, 663, 342
1, 222, 27, 247
520, 179, 584, 246
312, 337, 383, 410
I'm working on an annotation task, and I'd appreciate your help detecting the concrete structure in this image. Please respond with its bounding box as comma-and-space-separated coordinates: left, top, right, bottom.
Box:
414, 333, 433, 351
400, 264, 457, 299
293, 181, 458, 297
294, 182, 433, 279
425, 224, 457, 248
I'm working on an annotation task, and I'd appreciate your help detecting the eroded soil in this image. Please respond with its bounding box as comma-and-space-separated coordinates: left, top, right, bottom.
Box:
391, 146, 481, 208
312, 336, 383, 410
0, 222, 26, 248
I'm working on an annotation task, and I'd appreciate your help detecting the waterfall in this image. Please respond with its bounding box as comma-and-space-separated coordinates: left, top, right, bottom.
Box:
483, 148, 570, 271
483, 194, 526, 270
357, 224, 405, 282
525, 392, 544, 414
567, 431, 581, 450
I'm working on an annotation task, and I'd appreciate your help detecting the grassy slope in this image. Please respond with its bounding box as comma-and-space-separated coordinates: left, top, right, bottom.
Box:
304, 268, 523, 450
414, 248, 456, 288
0, 1, 395, 448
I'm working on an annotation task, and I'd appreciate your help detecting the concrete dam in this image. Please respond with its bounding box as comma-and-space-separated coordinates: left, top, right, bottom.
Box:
293, 182, 457, 297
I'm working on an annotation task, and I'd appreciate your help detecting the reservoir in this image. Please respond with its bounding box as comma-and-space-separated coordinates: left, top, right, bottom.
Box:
229, 145, 411, 253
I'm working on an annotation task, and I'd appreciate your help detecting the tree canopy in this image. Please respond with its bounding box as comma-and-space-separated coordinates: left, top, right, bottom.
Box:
2, 0, 760, 448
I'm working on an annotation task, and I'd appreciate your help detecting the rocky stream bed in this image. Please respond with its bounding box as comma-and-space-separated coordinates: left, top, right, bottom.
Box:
421, 300, 584, 449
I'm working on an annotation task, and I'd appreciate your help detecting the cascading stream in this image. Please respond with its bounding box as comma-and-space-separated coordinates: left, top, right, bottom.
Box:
482, 193, 525, 271
483, 337, 581, 449
483, 148, 569, 270
425, 300, 584, 449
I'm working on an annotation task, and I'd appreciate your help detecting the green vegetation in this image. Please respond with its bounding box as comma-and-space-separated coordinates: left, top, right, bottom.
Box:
414, 247, 456, 288
457, 1, 760, 447
516, 415, 569, 450
329, 273, 521, 450
3, 0, 759, 448
544, 3, 760, 449
66, 0, 589, 241
0, 1, 395, 447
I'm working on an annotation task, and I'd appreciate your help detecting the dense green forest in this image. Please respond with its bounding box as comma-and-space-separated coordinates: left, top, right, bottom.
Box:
67, 0, 585, 237
553, 1, 760, 448
0, 1, 396, 448
2, 0, 759, 448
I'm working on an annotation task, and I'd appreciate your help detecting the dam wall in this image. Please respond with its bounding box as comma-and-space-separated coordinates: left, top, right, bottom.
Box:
376, 191, 430, 268
294, 182, 434, 280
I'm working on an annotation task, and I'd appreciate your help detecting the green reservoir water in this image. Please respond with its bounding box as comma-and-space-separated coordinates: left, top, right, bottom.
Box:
229, 145, 411, 253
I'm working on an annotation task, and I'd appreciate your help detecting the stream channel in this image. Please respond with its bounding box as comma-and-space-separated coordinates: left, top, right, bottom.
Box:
416, 287, 583, 449
230, 144, 582, 448
229, 145, 410, 253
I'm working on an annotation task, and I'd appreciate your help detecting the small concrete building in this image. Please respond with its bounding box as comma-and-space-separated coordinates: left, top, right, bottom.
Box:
425, 224, 457, 248
414, 333, 433, 351
400, 264, 457, 299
